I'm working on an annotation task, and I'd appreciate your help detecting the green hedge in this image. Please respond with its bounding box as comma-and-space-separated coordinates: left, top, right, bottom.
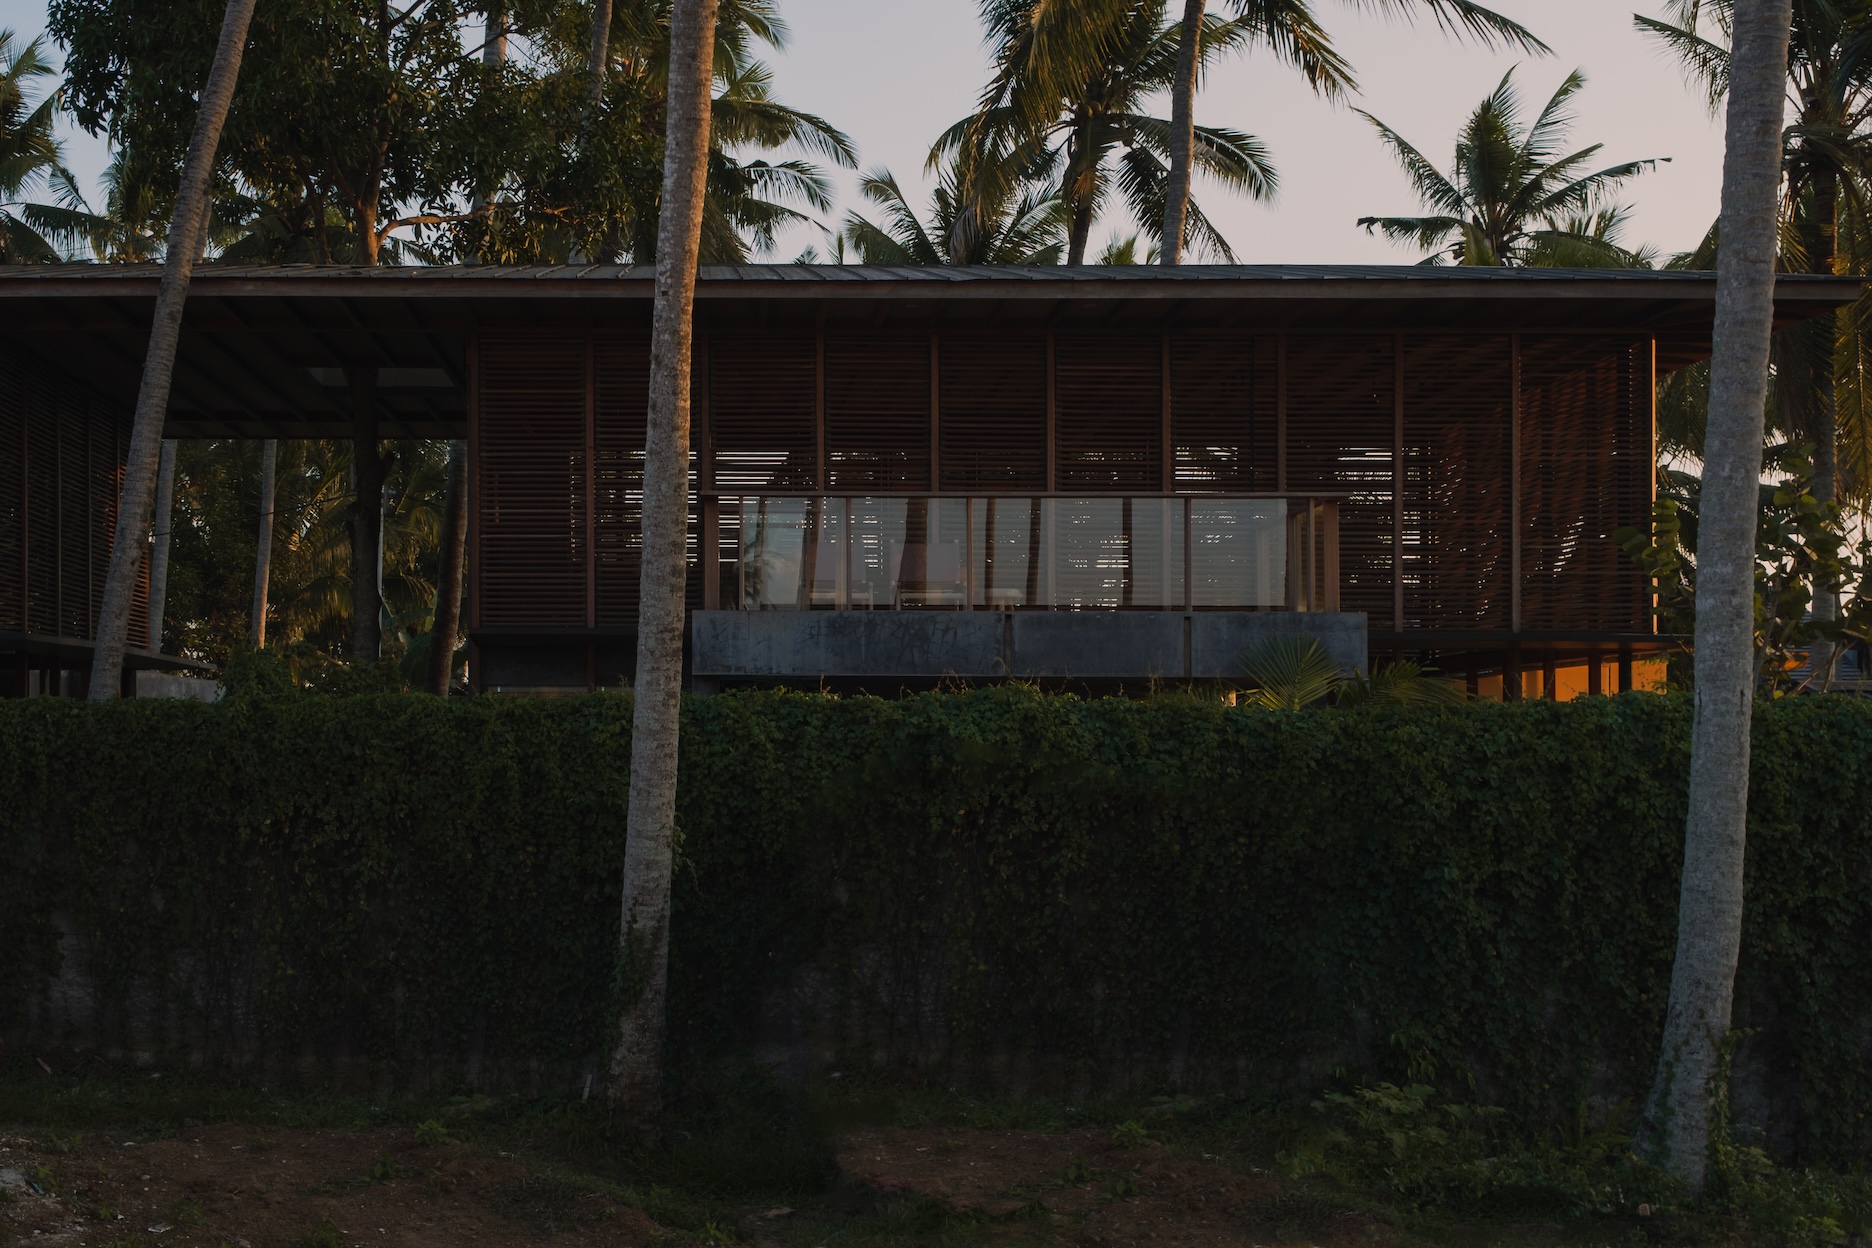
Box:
2, 689, 1870, 1163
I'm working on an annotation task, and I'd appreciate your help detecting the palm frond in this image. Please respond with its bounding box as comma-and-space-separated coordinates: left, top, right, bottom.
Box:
1634, 13, 1730, 111
1345, 0, 1549, 53
1356, 109, 1469, 217
1238, 634, 1344, 710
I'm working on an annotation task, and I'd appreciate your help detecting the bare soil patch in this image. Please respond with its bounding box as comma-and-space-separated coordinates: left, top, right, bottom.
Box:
836, 1124, 1399, 1246
0, 1122, 664, 1248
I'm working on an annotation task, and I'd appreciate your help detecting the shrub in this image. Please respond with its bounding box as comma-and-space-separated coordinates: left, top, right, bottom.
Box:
2, 689, 1870, 1166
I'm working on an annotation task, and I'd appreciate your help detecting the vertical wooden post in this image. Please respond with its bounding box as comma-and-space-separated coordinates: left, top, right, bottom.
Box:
930, 333, 941, 493
1510, 333, 1523, 637
1646, 336, 1659, 636
1161, 332, 1174, 493
585, 333, 596, 629
1393, 333, 1404, 633
466, 335, 481, 688
1618, 649, 1634, 693
52, 409, 62, 636
1588, 654, 1603, 696
1183, 496, 1194, 612
1275, 331, 1287, 494
1045, 332, 1057, 494
1542, 654, 1557, 701
814, 329, 827, 492
697, 328, 719, 610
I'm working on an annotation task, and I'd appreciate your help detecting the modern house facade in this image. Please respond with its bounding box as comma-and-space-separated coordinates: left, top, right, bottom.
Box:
1, 264, 1858, 697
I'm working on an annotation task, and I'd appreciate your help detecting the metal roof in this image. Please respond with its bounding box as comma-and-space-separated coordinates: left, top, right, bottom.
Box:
0, 261, 1856, 286
0, 261, 1860, 302
0, 263, 1859, 441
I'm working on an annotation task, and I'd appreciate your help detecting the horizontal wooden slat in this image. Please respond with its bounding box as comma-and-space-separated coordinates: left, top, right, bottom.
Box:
476, 340, 588, 627
1285, 335, 1395, 630
1402, 336, 1511, 630
939, 334, 1047, 490
1056, 333, 1160, 491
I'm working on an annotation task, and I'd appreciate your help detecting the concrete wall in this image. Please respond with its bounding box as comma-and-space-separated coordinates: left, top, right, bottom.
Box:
133, 671, 221, 702
692, 610, 1367, 681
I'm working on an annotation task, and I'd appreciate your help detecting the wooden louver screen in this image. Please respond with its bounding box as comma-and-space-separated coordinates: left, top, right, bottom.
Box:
476, 340, 588, 627
938, 335, 1047, 491
1055, 334, 1161, 491
0, 342, 147, 645
1171, 335, 1267, 492
1518, 336, 1651, 633
826, 333, 930, 490
1284, 336, 1396, 630
595, 339, 649, 628
0, 347, 24, 633
1401, 336, 1511, 630
711, 333, 816, 489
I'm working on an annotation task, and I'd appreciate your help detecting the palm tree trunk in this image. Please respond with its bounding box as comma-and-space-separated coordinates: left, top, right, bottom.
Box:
1160, 0, 1206, 265
146, 439, 177, 654
1068, 200, 1095, 266
86, 0, 258, 700
587, 0, 614, 113
1810, 167, 1839, 630
349, 370, 384, 662
608, 0, 719, 1123
484, 1, 507, 67
1643, 0, 1791, 1192
251, 438, 277, 648
429, 439, 468, 694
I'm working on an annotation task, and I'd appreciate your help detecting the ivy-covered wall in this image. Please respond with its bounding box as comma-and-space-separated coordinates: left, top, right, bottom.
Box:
2, 690, 1869, 1163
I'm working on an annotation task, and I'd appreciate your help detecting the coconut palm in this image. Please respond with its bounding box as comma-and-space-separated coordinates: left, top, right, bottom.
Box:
1158, 0, 1544, 263
843, 166, 1067, 265
610, 0, 717, 1127
88, 0, 258, 700
0, 31, 104, 262
1639, 0, 1872, 537
1356, 68, 1665, 267
939, 0, 1285, 264
511, 0, 856, 265
1645, 0, 1792, 1193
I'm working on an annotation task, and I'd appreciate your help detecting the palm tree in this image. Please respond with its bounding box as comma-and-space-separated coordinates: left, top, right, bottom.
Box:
1356, 69, 1665, 267
843, 167, 1067, 265
0, 31, 104, 261
940, 0, 1284, 264
536, 0, 856, 265
88, 0, 258, 701
1158, 0, 1543, 263
1645, 0, 1792, 1194
611, 0, 718, 1125
1639, 0, 1872, 582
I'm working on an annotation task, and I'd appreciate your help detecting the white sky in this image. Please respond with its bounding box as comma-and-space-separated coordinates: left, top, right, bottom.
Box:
1, 0, 1728, 263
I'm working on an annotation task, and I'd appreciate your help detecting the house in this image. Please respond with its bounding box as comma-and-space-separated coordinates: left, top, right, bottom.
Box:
1, 264, 1858, 697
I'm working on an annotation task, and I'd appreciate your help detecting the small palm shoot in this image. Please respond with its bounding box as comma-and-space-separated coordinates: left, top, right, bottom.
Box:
1239, 636, 1467, 709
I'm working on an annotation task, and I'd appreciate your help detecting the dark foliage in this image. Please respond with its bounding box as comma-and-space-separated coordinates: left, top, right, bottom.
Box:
3, 688, 1870, 1167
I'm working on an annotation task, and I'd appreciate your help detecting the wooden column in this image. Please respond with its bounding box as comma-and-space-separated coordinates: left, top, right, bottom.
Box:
1509, 333, 1523, 636
1393, 333, 1405, 632
930, 333, 942, 493
584, 333, 596, 629
1045, 332, 1057, 493
1160, 332, 1174, 493
814, 330, 827, 492
348, 366, 383, 662
698, 329, 719, 610
1275, 332, 1288, 494
465, 336, 480, 689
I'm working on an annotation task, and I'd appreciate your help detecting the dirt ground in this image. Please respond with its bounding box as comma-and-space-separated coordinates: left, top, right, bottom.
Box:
0, 1120, 1418, 1248
0, 1122, 665, 1248
837, 1125, 1396, 1247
